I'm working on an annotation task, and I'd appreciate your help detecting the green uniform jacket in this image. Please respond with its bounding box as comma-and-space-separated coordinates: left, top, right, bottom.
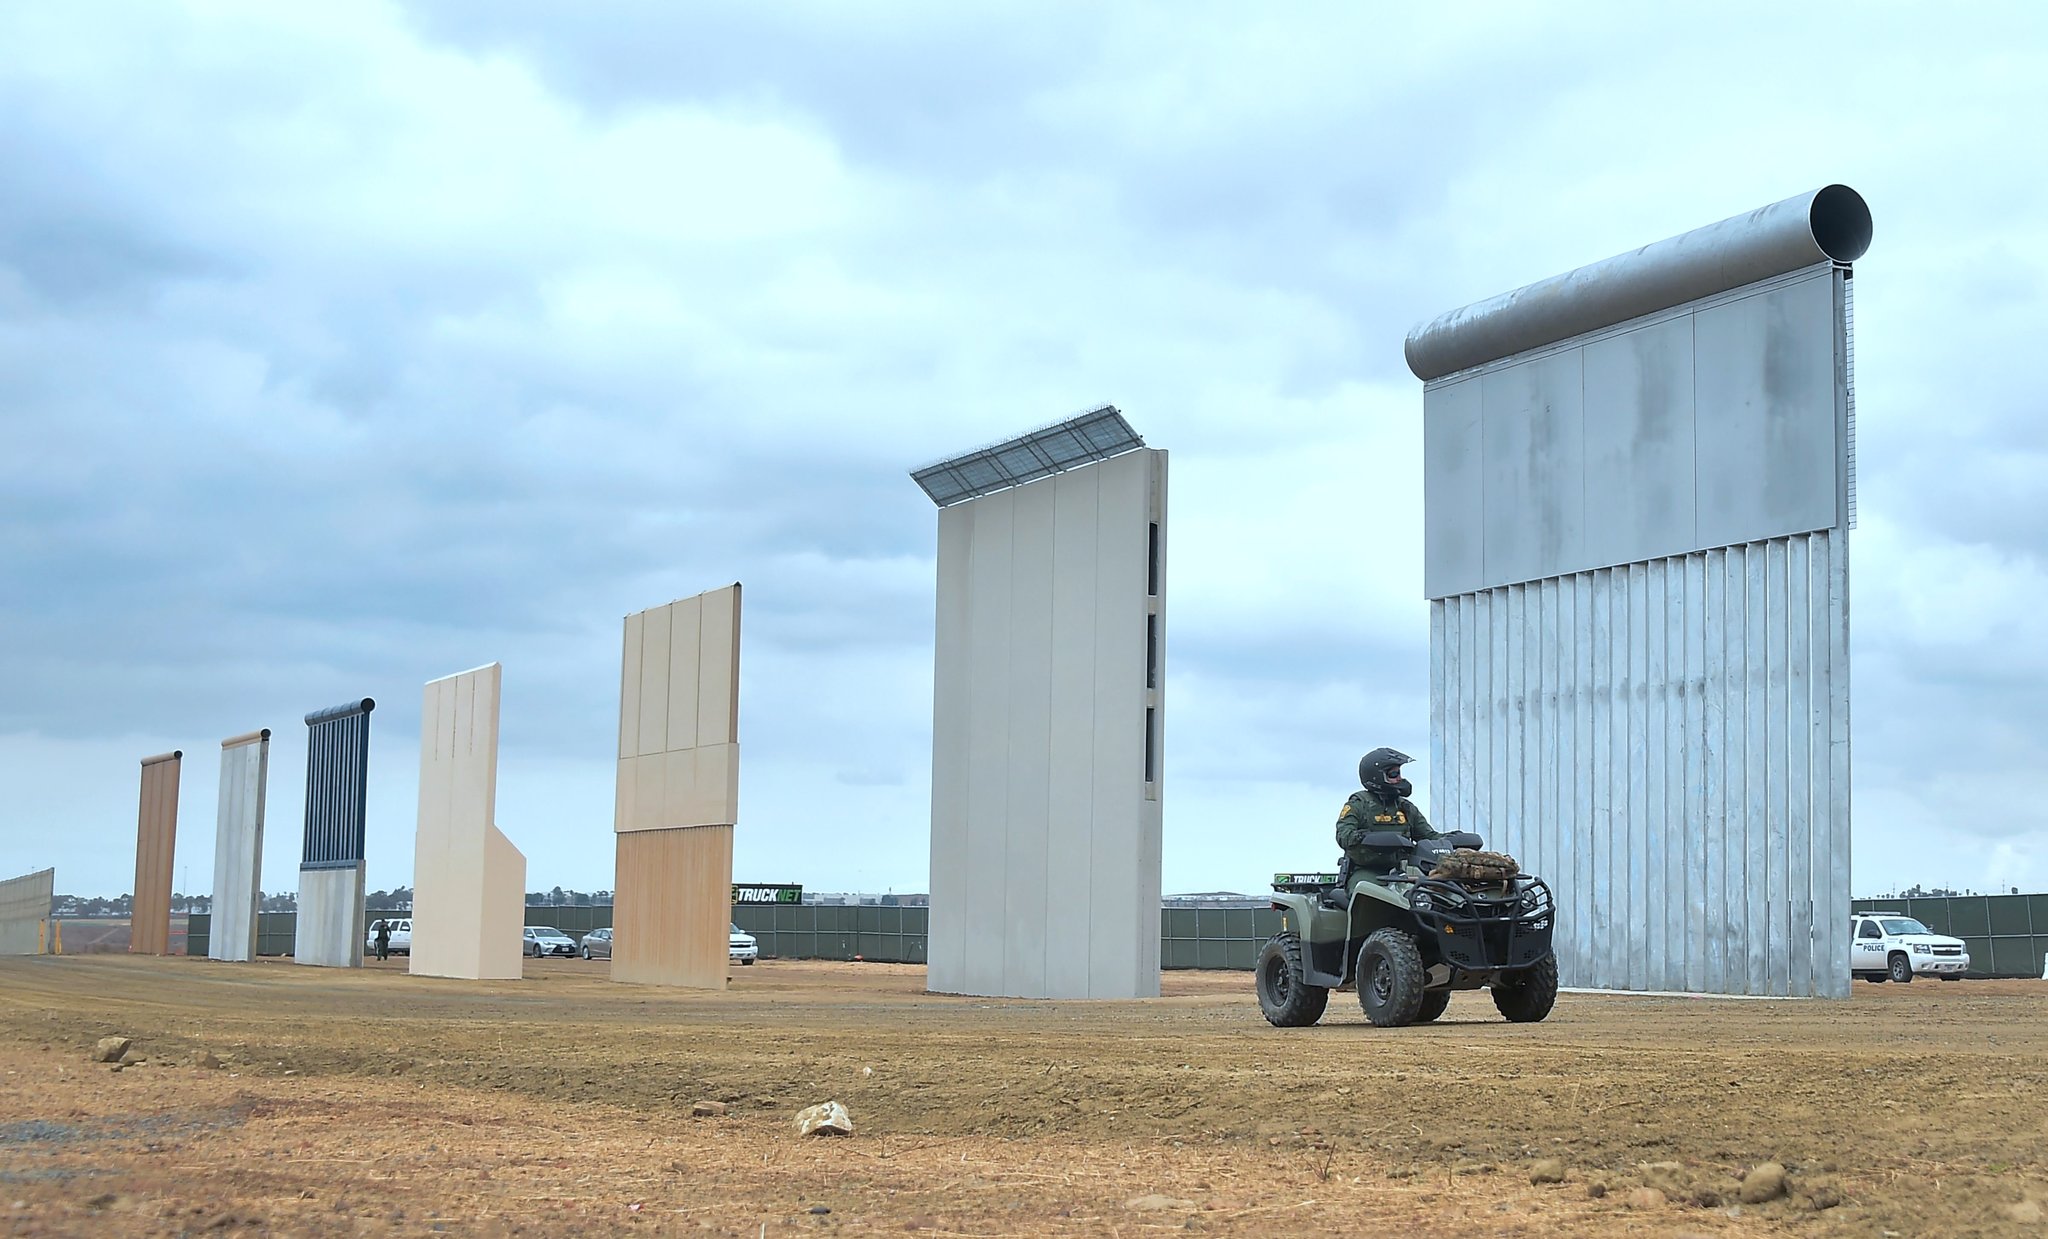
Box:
1335, 791, 1439, 875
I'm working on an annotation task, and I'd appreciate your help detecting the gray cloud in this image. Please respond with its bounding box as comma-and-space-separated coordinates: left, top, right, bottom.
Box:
3, 1, 2048, 903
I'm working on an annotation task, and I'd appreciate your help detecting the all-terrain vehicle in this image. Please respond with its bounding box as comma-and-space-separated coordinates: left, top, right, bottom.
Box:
1258, 831, 1558, 1027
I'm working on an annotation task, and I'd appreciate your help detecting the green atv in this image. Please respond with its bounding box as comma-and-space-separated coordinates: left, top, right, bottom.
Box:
1258, 830, 1558, 1028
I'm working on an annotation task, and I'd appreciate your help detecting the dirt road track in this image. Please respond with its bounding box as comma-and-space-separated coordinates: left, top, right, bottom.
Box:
2, 956, 2045, 1235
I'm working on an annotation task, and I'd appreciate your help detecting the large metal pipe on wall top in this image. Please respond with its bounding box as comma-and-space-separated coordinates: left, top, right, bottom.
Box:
1403, 184, 1873, 382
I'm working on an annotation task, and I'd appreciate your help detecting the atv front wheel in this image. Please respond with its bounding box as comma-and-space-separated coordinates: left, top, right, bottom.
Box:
1356, 929, 1426, 1026
1253, 925, 1335, 1023
1414, 990, 1451, 1023
1491, 955, 1559, 1023
1255, 933, 1329, 1027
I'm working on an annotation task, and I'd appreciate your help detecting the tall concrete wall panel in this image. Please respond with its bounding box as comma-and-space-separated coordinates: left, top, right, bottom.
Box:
209, 730, 270, 963
612, 586, 741, 988
0, 868, 55, 955
1429, 533, 1850, 997
411, 664, 527, 981
131, 751, 182, 956
295, 699, 374, 968
928, 447, 1167, 999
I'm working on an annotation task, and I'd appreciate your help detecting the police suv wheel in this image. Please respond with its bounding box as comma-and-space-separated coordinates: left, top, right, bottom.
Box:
1888, 953, 1914, 984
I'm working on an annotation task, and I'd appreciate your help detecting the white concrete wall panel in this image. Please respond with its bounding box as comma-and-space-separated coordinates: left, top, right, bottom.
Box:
209, 731, 271, 963
411, 664, 528, 981
1429, 531, 1850, 998
928, 448, 1166, 1000
295, 864, 364, 968
612, 585, 742, 989
926, 512, 974, 993
0, 868, 55, 955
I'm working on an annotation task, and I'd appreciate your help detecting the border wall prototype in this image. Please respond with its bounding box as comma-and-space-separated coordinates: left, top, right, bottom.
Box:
612, 585, 742, 989
209, 730, 271, 962
295, 699, 374, 968
0, 868, 55, 955
411, 664, 527, 980
914, 409, 1167, 999
1406, 186, 1871, 998
131, 751, 182, 955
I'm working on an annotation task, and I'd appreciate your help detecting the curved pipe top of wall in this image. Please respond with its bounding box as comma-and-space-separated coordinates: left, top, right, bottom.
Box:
1403, 185, 1872, 382
304, 699, 376, 726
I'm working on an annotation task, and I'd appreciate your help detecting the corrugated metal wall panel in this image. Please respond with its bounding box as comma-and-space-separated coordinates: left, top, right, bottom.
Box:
1431, 530, 1850, 997
301, 700, 374, 867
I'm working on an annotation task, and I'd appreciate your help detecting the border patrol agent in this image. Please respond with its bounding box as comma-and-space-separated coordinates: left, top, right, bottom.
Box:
1336, 747, 1440, 887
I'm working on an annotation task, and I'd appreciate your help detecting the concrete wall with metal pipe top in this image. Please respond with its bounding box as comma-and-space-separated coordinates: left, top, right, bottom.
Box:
1403, 184, 1873, 382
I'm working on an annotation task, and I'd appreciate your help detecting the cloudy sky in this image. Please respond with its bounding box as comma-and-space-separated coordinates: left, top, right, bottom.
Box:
3, 2, 2045, 904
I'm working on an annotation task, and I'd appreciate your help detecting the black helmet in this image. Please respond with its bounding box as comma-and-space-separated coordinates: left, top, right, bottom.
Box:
1359, 747, 1414, 799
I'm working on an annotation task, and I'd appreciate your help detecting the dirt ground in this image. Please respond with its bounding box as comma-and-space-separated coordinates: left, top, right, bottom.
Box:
2, 956, 2045, 1237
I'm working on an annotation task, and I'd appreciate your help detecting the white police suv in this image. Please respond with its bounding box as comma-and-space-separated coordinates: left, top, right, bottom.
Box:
1850, 912, 1969, 983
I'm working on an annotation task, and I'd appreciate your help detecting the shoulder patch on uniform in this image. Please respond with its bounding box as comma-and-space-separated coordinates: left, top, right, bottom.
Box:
1339, 804, 1353, 818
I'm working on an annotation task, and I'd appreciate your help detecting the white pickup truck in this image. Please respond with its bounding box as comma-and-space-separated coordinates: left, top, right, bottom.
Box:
1850, 912, 1969, 983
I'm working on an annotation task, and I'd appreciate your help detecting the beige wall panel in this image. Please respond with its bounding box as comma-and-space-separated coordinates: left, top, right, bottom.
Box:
636, 604, 672, 757
611, 586, 742, 984
0, 868, 56, 956
131, 751, 182, 956
665, 593, 703, 752
410, 664, 528, 981
611, 825, 733, 988
619, 610, 644, 759
696, 587, 740, 746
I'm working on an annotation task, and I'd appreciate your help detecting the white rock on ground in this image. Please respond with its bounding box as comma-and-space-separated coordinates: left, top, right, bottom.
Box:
92, 1037, 131, 1063
794, 1101, 853, 1137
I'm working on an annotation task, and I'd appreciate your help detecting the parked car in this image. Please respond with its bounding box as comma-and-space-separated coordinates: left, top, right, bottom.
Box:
729, 923, 758, 965
580, 927, 613, 960
523, 926, 578, 958
1851, 912, 1970, 982
365, 918, 413, 956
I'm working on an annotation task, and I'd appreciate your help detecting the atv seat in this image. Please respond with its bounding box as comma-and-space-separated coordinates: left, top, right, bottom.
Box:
1320, 858, 1354, 909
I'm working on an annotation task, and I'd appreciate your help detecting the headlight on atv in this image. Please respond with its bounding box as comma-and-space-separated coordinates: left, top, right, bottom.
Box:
1410, 892, 1434, 912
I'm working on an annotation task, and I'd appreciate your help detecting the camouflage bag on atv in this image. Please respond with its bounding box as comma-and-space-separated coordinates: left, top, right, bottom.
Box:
1429, 849, 1520, 885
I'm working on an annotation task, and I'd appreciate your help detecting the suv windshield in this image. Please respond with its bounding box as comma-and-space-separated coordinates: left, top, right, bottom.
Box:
1880, 918, 1932, 936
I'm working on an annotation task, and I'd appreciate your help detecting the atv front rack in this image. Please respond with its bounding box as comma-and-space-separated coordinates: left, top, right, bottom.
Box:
1405, 875, 1555, 972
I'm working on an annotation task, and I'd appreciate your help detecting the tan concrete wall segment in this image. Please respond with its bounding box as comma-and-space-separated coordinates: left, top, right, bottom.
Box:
131, 751, 182, 956
611, 825, 734, 988
612, 584, 741, 988
0, 868, 56, 955
410, 663, 527, 981
209, 730, 270, 963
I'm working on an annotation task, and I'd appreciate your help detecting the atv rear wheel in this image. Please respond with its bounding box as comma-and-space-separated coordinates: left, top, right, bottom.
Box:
1356, 929, 1426, 1027
1255, 933, 1328, 1027
1415, 990, 1451, 1023
1491, 955, 1559, 1023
